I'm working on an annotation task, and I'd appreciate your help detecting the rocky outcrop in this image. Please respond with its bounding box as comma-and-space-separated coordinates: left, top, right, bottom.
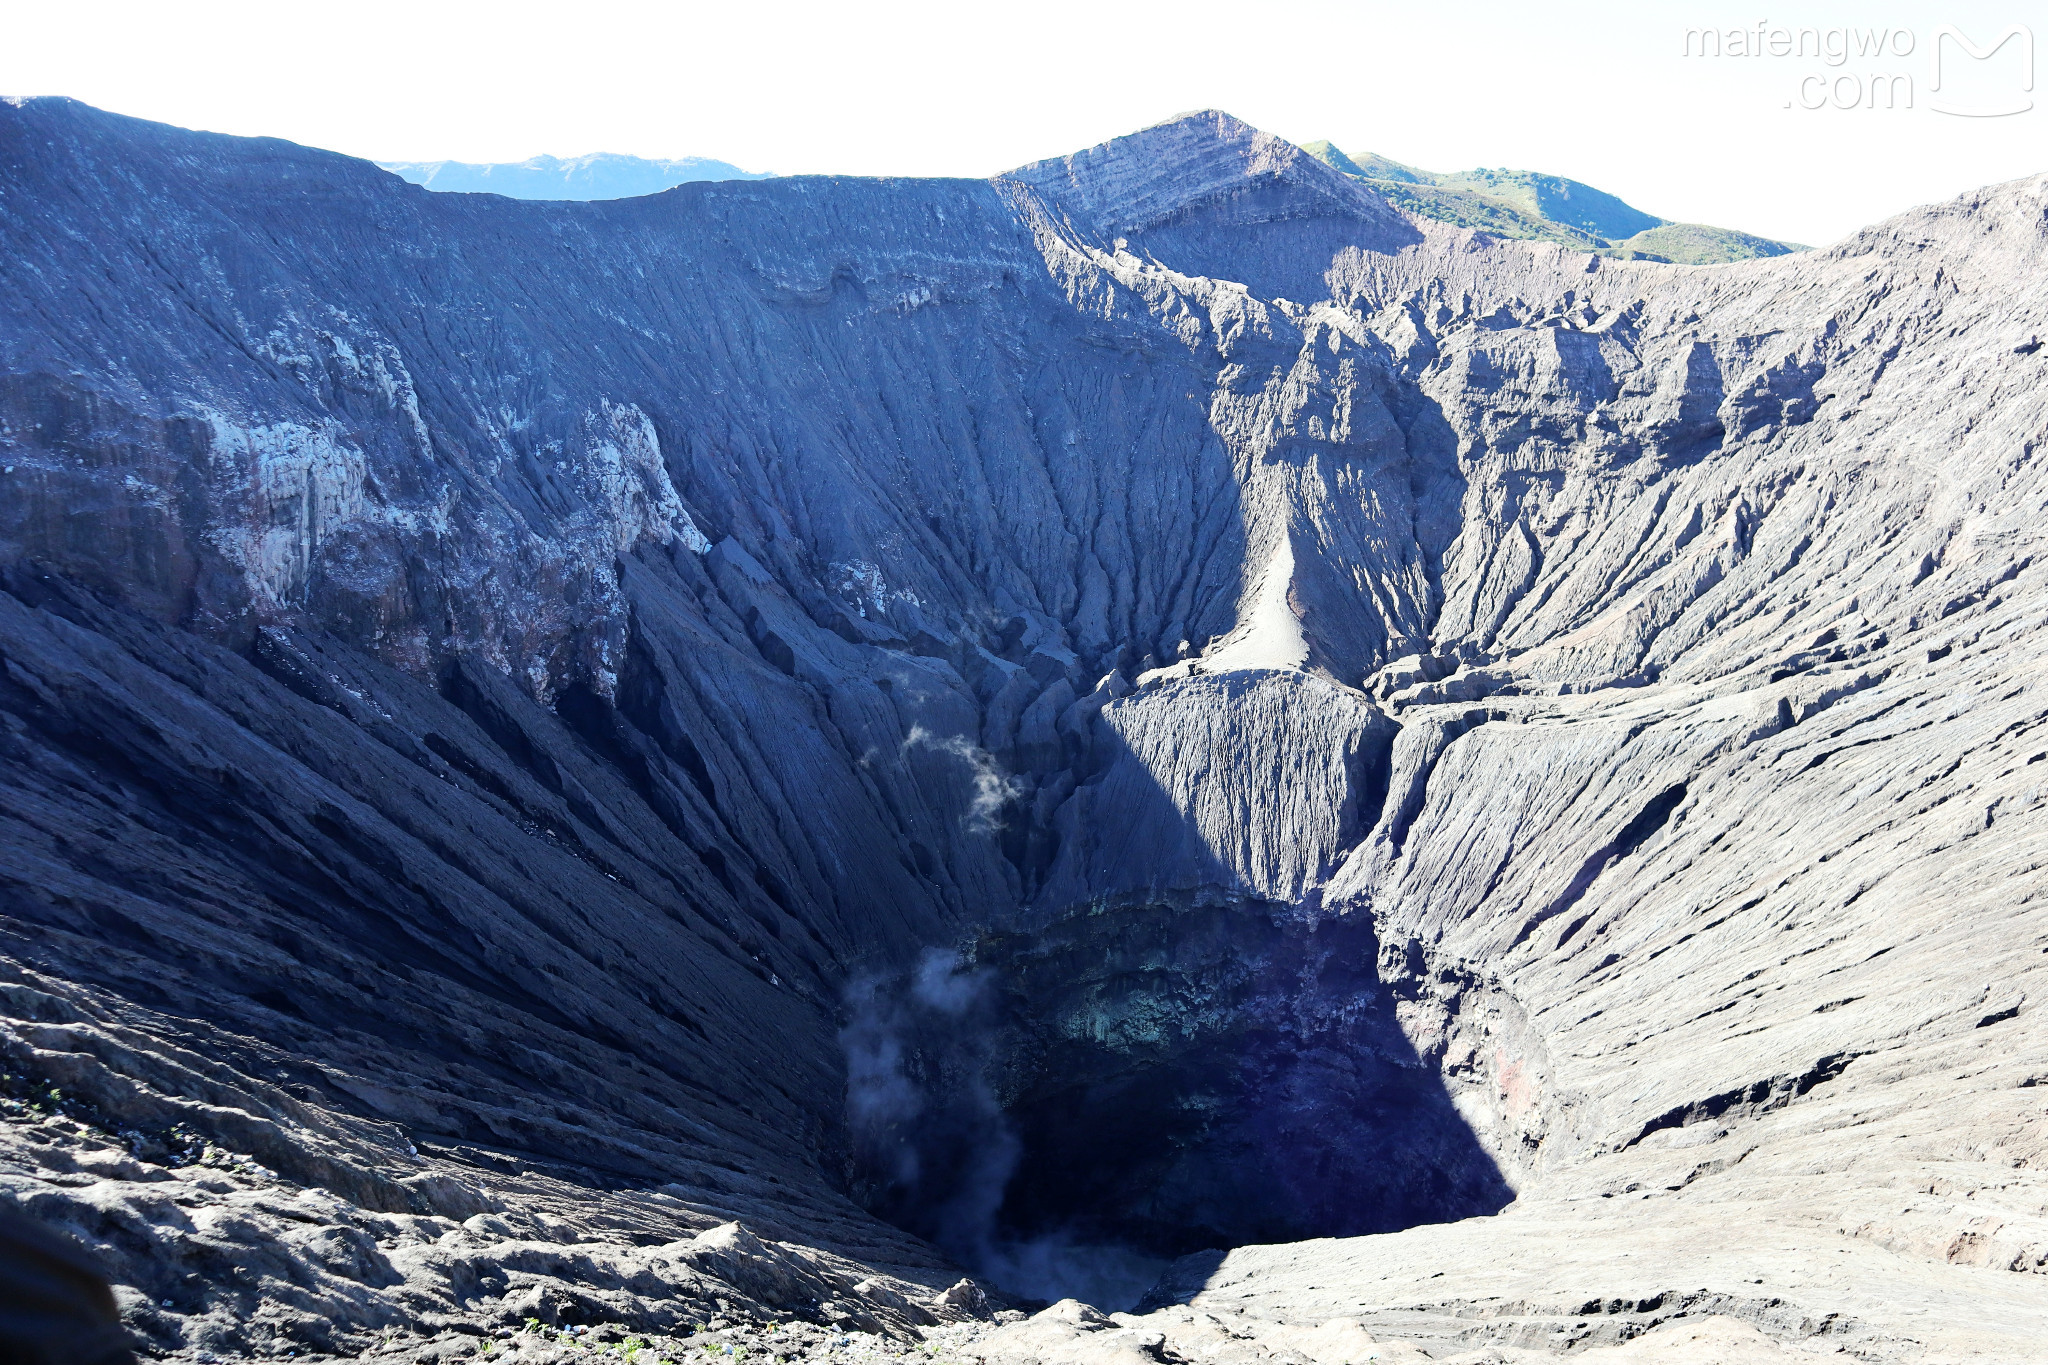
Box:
1, 98, 2044, 1360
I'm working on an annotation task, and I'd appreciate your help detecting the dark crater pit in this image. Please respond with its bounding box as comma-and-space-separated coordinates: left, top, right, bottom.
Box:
843, 901, 1513, 1306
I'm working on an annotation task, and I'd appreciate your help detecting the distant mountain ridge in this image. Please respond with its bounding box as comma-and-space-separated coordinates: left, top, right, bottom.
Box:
377, 151, 772, 200
1302, 138, 1803, 263
380, 140, 1793, 265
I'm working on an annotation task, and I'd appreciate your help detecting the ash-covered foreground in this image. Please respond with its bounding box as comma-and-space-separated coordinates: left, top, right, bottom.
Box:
0, 100, 2043, 1360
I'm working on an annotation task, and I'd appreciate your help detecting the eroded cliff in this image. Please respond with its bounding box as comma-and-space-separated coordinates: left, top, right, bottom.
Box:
0, 99, 2043, 1361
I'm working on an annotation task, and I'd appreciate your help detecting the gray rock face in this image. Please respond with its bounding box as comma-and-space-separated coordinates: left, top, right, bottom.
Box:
1, 98, 2044, 1360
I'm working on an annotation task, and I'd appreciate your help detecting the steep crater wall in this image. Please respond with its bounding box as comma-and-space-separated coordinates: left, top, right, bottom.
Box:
0, 99, 2044, 1359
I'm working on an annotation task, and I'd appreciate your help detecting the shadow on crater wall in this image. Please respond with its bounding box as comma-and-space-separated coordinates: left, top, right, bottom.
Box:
843, 693, 1513, 1297
987, 899, 1513, 1255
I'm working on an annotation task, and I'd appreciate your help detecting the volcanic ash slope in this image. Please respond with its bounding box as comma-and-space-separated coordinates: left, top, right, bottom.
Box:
0, 100, 2043, 1361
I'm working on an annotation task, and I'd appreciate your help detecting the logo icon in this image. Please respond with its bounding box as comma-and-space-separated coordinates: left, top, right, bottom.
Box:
1929, 25, 2034, 117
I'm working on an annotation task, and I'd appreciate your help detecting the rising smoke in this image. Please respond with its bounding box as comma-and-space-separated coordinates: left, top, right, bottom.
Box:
900, 727, 1023, 833
840, 948, 1169, 1310
841, 947, 1018, 1260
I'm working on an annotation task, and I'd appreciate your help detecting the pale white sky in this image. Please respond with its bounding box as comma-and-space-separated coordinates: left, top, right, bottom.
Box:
4, 0, 2041, 247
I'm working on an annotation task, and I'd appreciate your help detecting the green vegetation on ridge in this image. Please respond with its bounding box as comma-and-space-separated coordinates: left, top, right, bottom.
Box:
1302, 139, 1805, 264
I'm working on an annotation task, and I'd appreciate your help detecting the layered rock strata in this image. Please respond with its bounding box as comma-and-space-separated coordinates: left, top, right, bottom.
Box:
0, 99, 2043, 1360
